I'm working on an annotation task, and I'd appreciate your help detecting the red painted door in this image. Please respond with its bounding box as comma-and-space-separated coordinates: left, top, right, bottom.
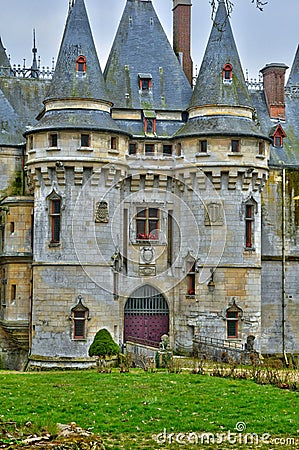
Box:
124, 286, 169, 347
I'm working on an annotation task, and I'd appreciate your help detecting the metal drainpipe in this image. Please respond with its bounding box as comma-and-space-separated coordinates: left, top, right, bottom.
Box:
281, 165, 286, 355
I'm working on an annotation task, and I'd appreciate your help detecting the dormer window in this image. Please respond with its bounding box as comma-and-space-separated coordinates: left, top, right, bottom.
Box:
143, 110, 156, 135
223, 63, 233, 83
76, 55, 86, 74
138, 73, 152, 91
272, 124, 287, 148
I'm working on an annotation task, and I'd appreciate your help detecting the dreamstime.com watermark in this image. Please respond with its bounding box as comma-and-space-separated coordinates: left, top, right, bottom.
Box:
153, 423, 298, 447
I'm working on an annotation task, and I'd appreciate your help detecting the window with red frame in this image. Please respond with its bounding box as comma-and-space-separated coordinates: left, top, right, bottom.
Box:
139, 78, 151, 91
49, 196, 61, 243
187, 262, 196, 295
223, 63, 233, 82
245, 204, 254, 248
272, 124, 286, 148
136, 207, 159, 240
76, 55, 86, 73
144, 118, 156, 134
226, 311, 239, 338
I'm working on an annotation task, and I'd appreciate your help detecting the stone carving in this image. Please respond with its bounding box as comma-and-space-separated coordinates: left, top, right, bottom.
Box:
95, 201, 109, 223
204, 202, 224, 226
140, 246, 155, 264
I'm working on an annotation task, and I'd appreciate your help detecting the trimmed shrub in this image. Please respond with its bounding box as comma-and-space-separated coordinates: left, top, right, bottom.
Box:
89, 329, 120, 358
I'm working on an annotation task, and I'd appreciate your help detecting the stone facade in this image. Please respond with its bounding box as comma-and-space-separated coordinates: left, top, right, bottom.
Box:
0, 0, 298, 369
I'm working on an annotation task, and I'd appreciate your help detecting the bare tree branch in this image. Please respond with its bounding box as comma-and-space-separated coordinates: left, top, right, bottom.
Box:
210, 0, 268, 21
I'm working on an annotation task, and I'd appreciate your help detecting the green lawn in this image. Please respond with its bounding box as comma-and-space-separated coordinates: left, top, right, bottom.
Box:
0, 369, 298, 449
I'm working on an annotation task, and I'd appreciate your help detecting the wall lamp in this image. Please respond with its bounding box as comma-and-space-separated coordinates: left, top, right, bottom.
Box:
207, 268, 215, 293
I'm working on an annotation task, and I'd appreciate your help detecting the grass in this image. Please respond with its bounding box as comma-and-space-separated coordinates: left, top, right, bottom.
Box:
0, 369, 298, 449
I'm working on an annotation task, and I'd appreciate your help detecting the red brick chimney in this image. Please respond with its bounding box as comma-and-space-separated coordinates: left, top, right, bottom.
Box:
173, 0, 193, 86
260, 63, 289, 120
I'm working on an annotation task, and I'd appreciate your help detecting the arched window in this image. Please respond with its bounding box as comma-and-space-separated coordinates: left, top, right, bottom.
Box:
223, 63, 233, 83
76, 55, 86, 73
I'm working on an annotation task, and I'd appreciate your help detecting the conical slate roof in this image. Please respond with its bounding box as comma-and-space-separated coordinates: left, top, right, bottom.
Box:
104, 0, 192, 111
189, 0, 252, 109
30, 0, 125, 136
46, 0, 109, 102
0, 87, 24, 145
0, 37, 12, 75
286, 45, 299, 88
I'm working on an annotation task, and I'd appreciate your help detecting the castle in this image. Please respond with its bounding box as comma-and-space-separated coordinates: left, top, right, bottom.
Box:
0, 0, 298, 370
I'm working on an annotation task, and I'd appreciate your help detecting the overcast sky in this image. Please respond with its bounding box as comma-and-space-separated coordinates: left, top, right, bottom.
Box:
0, 0, 298, 81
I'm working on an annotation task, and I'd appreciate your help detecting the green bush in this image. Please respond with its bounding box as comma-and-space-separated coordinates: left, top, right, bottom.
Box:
89, 329, 120, 358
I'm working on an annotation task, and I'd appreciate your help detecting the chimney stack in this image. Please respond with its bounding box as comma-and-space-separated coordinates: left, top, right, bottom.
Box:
173, 0, 193, 86
260, 63, 289, 120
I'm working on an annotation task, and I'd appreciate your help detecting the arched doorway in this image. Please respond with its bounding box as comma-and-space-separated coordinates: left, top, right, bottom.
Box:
124, 285, 169, 347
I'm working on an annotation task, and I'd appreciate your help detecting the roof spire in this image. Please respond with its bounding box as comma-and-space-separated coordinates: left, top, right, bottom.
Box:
0, 36, 12, 75
46, 0, 109, 102
104, 0, 192, 110
190, 0, 251, 109
286, 45, 299, 88
30, 29, 39, 78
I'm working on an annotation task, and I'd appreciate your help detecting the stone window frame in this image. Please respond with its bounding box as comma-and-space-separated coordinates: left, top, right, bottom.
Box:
70, 296, 89, 340
135, 207, 160, 242
47, 190, 63, 246
80, 133, 91, 148
231, 139, 240, 153
48, 132, 58, 148
241, 196, 258, 251
226, 302, 243, 339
